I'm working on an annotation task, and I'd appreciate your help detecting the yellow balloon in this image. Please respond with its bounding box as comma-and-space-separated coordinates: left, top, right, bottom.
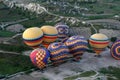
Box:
22, 27, 43, 48
89, 33, 109, 49
89, 33, 109, 55
41, 25, 58, 43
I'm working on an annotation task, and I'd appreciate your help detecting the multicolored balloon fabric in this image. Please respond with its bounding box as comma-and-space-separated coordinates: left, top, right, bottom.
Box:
55, 22, 69, 40
48, 42, 69, 65
89, 33, 109, 55
111, 40, 120, 60
41, 25, 58, 43
65, 35, 88, 60
30, 48, 50, 69
22, 27, 43, 49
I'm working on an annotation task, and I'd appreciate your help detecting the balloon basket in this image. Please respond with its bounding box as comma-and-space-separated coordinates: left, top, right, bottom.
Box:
94, 54, 102, 58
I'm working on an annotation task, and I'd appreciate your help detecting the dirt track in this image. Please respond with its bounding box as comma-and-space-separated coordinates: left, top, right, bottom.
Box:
85, 19, 120, 25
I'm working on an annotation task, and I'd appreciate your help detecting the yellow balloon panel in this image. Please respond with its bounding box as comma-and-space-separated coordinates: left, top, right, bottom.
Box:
89, 33, 109, 55
41, 25, 58, 35
90, 33, 108, 40
22, 27, 44, 49
89, 33, 109, 49
41, 25, 58, 43
23, 27, 43, 40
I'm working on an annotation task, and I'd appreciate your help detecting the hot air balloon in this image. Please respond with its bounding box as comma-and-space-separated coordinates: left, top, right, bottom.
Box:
62, 37, 69, 43
48, 42, 69, 66
30, 48, 50, 69
110, 40, 120, 60
64, 35, 88, 61
55, 22, 69, 41
89, 33, 109, 57
22, 27, 43, 49
41, 25, 58, 43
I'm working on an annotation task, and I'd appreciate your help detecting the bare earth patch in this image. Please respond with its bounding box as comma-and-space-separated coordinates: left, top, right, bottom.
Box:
7, 49, 120, 80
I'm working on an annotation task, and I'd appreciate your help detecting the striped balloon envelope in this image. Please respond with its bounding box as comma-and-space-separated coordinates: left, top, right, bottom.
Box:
22, 27, 43, 49
48, 42, 69, 65
30, 48, 50, 69
61, 37, 69, 43
55, 22, 69, 40
64, 35, 88, 61
89, 33, 109, 55
41, 25, 58, 43
110, 40, 120, 60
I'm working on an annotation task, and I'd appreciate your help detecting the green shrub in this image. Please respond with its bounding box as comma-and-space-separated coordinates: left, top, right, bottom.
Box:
110, 37, 117, 42
0, 44, 31, 53
99, 66, 120, 80
0, 53, 35, 75
64, 71, 96, 80
40, 77, 49, 80
0, 30, 15, 37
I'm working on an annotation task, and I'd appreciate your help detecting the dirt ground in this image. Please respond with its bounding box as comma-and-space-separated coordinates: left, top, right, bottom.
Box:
7, 48, 120, 80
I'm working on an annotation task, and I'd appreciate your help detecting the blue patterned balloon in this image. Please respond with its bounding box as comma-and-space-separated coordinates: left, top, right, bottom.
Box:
55, 22, 69, 40
48, 42, 69, 65
64, 35, 88, 60
110, 40, 120, 60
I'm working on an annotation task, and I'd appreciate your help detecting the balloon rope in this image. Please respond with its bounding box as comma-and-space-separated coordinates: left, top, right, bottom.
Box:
89, 23, 97, 33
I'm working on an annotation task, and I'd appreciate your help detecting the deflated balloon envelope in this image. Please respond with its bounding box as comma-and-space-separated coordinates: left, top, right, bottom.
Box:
30, 48, 50, 69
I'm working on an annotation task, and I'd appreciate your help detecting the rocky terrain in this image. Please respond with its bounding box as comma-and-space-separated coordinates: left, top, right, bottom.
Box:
2, 0, 120, 27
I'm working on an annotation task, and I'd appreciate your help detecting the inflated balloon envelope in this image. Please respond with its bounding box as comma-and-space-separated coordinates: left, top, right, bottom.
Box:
30, 48, 50, 69
41, 25, 58, 43
110, 40, 120, 60
89, 33, 109, 57
55, 22, 69, 41
30, 43, 70, 70
22, 27, 43, 49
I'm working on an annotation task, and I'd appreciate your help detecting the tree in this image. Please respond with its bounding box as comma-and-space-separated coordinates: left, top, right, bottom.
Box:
111, 37, 117, 42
